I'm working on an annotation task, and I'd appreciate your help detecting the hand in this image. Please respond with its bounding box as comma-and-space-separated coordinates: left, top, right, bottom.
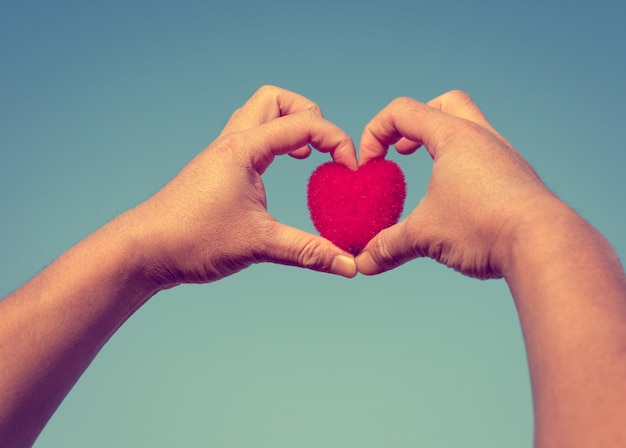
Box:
355, 90, 555, 279
126, 85, 358, 286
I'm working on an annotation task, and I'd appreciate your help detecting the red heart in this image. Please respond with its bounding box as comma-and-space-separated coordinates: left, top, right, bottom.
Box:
307, 159, 406, 255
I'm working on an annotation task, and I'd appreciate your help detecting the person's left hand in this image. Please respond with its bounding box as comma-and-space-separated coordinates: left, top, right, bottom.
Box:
124, 85, 358, 288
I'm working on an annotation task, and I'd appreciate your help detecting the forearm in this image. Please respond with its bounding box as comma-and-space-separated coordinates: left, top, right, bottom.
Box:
504, 198, 626, 447
0, 212, 160, 446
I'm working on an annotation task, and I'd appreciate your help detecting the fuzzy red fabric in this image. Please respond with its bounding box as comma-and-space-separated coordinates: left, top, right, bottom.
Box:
307, 159, 406, 255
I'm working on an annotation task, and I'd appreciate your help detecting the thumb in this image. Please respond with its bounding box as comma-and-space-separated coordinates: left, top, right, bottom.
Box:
355, 219, 421, 275
262, 222, 357, 278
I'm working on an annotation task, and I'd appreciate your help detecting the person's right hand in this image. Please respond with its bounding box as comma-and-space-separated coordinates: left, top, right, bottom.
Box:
123, 85, 358, 288
355, 90, 559, 279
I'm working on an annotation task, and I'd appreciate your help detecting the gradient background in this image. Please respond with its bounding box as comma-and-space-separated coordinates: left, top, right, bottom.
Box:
1, 1, 625, 446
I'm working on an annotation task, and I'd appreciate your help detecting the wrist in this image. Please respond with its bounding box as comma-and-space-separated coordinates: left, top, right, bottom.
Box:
499, 193, 620, 289
498, 193, 583, 280
99, 210, 175, 300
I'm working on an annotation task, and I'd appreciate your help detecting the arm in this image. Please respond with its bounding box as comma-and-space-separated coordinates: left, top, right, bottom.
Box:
505, 198, 626, 448
0, 86, 358, 446
355, 91, 626, 447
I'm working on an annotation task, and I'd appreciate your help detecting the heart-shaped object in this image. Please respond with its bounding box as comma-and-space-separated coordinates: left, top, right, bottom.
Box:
307, 159, 406, 255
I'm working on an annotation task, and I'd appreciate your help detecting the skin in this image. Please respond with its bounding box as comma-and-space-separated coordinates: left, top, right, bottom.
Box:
355, 90, 626, 447
0, 86, 358, 446
1, 86, 625, 446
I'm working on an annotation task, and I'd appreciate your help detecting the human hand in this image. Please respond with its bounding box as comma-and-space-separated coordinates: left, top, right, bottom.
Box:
355, 90, 556, 279
125, 85, 358, 287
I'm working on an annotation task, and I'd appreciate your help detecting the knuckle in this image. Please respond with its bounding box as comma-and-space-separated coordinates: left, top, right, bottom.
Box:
305, 102, 323, 116
370, 232, 402, 268
256, 84, 279, 97
295, 239, 326, 269
443, 89, 475, 106
393, 95, 416, 104
389, 96, 424, 122
390, 96, 418, 110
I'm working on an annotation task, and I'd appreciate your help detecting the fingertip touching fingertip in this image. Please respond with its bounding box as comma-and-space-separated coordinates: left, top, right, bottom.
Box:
330, 254, 357, 278
355, 251, 385, 276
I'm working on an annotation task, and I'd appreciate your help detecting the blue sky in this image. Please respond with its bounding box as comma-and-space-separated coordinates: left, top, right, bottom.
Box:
1, 1, 625, 446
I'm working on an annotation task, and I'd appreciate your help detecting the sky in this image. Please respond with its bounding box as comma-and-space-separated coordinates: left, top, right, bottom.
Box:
1, 0, 625, 446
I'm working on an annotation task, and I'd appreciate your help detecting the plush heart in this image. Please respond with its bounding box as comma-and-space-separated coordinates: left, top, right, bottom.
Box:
307, 159, 406, 255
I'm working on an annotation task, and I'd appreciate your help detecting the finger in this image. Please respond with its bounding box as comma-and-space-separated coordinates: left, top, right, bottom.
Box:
359, 95, 482, 164
234, 111, 357, 173
394, 137, 421, 155
358, 96, 428, 165
220, 85, 323, 136
355, 219, 421, 275
358, 90, 496, 165
262, 221, 357, 278
288, 145, 312, 159
426, 90, 496, 132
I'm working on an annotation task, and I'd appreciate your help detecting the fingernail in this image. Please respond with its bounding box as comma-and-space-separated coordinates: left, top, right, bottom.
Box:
331, 255, 357, 278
